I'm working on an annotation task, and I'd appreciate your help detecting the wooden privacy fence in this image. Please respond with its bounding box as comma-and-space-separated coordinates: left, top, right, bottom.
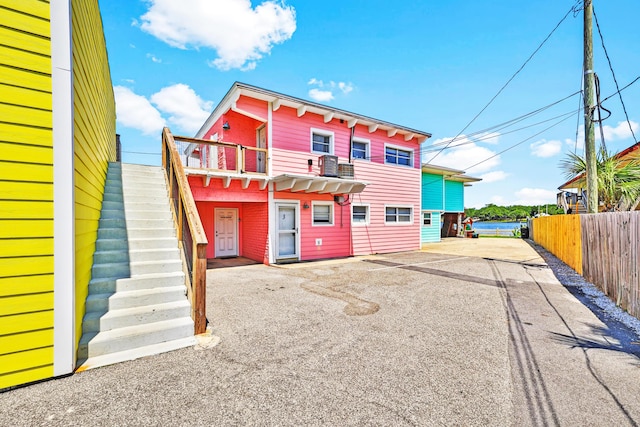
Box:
532, 211, 640, 319
162, 127, 208, 334
531, 214, 582, 274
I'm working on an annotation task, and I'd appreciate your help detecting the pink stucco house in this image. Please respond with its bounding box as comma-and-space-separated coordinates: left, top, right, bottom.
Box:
181, 82, 431, 265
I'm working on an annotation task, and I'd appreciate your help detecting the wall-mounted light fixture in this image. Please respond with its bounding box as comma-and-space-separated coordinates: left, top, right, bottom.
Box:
222, 121, 231, 130
303, 202, 310, 209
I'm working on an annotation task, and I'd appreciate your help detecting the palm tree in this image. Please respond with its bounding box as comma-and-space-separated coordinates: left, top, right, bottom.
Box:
560, 147, 640, 211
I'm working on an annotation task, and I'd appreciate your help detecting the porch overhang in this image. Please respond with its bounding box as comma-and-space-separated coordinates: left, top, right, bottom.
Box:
184, 167, 269, 190
271, 174, 368, 194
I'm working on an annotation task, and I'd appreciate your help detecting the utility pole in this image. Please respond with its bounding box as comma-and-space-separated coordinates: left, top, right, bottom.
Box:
584, 0, 598, 213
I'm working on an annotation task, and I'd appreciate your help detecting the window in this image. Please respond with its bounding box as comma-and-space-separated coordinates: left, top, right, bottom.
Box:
351, 204, 369, 225
385, 146, 412, 166
422, 212, 432, 226
311, 129, 334, 154
312, 202, 333, 225
385, 206, 412, 223
351, 138, 370, 160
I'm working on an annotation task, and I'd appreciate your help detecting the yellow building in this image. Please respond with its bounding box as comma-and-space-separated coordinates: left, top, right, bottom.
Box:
0, 0, 116, 389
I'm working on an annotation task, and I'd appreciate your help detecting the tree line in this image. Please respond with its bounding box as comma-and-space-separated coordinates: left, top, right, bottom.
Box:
464, 204, 563, 221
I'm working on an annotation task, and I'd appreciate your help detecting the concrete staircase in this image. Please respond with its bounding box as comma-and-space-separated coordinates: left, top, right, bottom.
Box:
77, 163, 196, 370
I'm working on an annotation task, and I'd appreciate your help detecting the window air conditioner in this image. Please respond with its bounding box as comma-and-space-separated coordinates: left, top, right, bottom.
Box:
318, 155, 338, 177
338, 163, 354, 179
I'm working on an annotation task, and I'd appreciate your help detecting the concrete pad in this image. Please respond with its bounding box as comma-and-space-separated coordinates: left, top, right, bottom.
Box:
422, 237, 545, 264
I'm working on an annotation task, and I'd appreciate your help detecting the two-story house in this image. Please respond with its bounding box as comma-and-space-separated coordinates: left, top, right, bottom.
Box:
181, 82, 431, 264
421, 164, 481, 243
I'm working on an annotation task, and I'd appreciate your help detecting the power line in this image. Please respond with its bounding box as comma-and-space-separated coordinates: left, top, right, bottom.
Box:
425, 0, 583, 165
593, 6, 637, 142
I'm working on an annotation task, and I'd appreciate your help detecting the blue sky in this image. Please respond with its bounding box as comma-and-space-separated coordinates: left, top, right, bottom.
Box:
100, 0, 640, 208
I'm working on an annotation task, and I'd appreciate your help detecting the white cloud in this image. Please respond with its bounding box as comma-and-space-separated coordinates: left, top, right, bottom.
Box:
513, 188, 557, 205
479, 170, 509, 183
114, 86, 165, 135
530, 139, 562, 158
424, 139, 500, 173
308, 88, 334, 102
140, 0, 296, 71
307, 78, 353, 102
150, 84, 213, 134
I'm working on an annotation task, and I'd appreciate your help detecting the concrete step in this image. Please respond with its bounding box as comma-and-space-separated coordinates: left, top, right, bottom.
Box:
93, 250, 129, 265
89, 271, 186, 294
129, 247, 181, 263
83, 300, 191, 333
95, 238, 128, 252
124, 218, 174, 230
130, 259, 183, 276
97, 227, 127, 240
92, 262, 130, 279
127, 227, 175, 239
86, 285, 187, 312
78, 316, 194, 360
128, 237, 178, 251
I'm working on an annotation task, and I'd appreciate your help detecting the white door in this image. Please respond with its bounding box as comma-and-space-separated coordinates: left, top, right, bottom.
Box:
256, 125, 266, 173
215, 208, 238, 257
276, 203, 298, 260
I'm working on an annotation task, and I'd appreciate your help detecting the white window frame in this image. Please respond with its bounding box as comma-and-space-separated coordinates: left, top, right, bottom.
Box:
422, 211, 433, 226
312, 201, 334, 226
351, 203, 370, 226
351, 137, 370, 161
310, 128, 334, 155
384, 143, 413, 167
384, 205, 414, 225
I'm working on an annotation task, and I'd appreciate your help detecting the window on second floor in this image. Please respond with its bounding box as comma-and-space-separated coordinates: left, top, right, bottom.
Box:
385, 146, 412, 166
351, 138, 370, 160
311, 129, 334, 154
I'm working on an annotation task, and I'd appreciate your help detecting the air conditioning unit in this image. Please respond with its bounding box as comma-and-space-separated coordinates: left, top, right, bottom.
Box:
318, 155, 338, 177
338, 163, 354, 179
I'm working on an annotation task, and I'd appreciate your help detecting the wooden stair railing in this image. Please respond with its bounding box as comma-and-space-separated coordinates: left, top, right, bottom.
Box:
162, 127, 208, 334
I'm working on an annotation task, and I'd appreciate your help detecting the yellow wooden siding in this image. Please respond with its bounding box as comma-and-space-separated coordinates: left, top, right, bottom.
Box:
0, 0, 54, 389
71, 0, 116, 348
532, 215, 583, 274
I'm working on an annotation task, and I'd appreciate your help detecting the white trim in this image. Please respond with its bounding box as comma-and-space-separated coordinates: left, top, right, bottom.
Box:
311, 201, 334, 226
384, 204, 414, 225
310, 128, 334, 155
274, 200, 300, 261
384, 143, 414, 167
51, 0, 75, 375
351, 203, 370, 226
351, 137, 370, 161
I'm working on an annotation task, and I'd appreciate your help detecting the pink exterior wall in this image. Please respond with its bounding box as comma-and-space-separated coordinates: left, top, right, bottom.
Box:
274, 192, 351, 261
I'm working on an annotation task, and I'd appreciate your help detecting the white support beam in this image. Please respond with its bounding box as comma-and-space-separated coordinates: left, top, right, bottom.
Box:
319, 182, 342, 194
222, 176, 231, 188
387, 129, 398, 137
291, 179, 313, 192
404, 133, 415, 142
272, 99, 281, 111
347, 118, 358, 128
297, 106, 307, 117
323, 112, 334, 123
368, 124, 379, 133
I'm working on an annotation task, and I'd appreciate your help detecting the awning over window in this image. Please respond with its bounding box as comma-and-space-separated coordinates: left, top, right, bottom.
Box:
272, 174, 367, 194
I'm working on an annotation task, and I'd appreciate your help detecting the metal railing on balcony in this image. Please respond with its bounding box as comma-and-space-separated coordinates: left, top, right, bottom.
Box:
173, 135, 268, 175
161, 128, 208, 334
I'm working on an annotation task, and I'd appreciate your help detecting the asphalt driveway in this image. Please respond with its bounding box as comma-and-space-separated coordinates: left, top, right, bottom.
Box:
2, 242, 640, 426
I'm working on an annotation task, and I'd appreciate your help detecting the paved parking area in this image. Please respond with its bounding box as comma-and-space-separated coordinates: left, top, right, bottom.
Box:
2, 244, 640, 426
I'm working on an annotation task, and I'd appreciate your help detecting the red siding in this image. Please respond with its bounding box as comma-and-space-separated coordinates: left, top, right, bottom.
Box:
241, 202, 269, 263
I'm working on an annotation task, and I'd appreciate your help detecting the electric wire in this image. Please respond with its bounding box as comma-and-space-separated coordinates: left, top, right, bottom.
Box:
593, 6, 637, 143
425, 0, 583, 165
